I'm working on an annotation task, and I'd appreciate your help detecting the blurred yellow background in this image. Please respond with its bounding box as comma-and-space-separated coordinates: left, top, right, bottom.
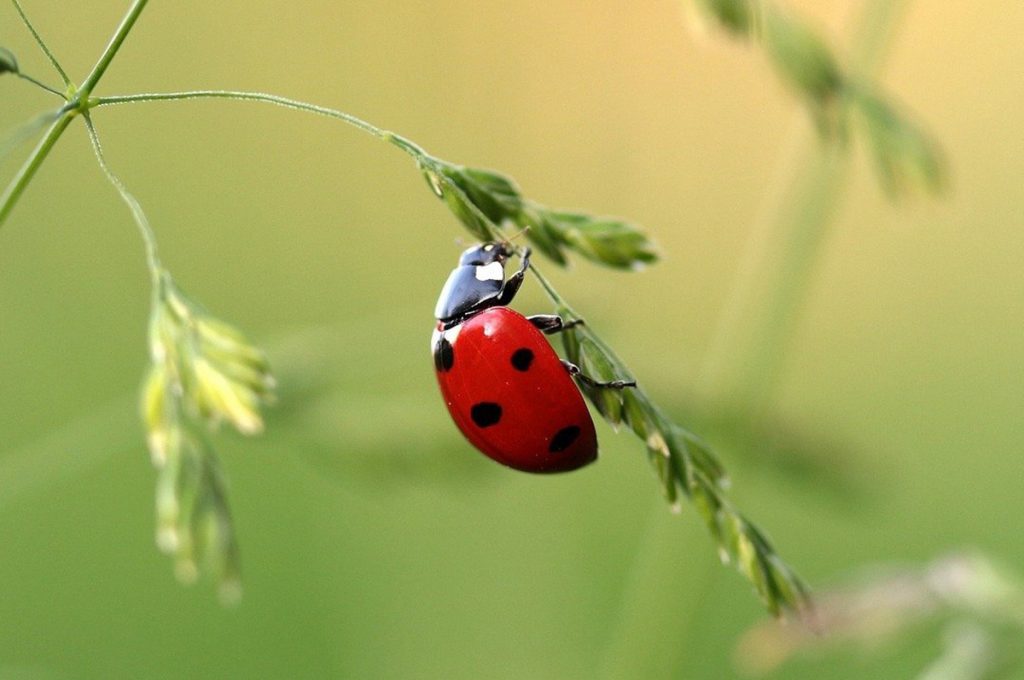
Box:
1, 1, 1022, 678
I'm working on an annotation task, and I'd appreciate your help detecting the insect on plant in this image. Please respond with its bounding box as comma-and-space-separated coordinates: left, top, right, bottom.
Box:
1, 0, 943, 619
432, 241, 635, 473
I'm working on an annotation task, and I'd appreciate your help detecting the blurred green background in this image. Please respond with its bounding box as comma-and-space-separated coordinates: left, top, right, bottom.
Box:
1, 1, 1022, 678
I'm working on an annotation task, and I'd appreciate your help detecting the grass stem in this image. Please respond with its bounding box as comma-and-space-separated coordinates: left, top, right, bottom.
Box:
93, 90, 427, 160
78, 0, 150, 97
82, 113, 162, 280
16, 71, 66, 98
0, 112, 74, 228
10, 0, 71, 87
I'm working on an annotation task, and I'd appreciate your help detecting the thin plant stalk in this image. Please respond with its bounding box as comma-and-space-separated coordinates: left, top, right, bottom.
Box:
82, 113, 162, 280
78, 0, 151, 95
0, 112, 75, 227
16, 71, 65, 97
93, 91, 428, 160
10, 0, 71, 87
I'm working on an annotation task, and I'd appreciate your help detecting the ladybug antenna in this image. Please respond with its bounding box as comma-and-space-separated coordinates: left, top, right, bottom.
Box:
496, 227, 530, 257
505, 226, 530, 243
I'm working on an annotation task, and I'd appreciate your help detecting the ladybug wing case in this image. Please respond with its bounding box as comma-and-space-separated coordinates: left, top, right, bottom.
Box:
432, 307, 597, 473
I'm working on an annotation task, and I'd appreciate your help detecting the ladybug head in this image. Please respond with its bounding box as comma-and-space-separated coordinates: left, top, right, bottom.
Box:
458, 242, 512, 267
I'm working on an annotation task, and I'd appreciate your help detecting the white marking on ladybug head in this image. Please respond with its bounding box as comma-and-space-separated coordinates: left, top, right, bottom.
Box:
475, 261, 504, 282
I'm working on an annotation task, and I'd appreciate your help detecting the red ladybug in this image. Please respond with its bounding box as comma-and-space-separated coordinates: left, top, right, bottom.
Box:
431, 242, 634, 473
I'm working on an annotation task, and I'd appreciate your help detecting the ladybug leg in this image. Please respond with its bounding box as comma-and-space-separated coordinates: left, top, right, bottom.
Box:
527, 315, 585, 335
561, 360, 636, 389
495, 247, 532, 306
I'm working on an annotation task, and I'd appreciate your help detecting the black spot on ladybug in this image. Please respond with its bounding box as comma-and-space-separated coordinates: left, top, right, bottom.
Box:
434, 336, 454, 372
471, 402, 502, 428
510, 347, 534, 371
549, 425, 581, 452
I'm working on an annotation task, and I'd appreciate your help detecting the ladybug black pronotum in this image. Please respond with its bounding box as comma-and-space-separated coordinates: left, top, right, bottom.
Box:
431, 242, 634, 473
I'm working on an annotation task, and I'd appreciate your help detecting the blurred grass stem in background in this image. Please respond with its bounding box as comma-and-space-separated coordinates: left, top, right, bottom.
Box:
606, 0, 921, 672
701, 0, 914, 415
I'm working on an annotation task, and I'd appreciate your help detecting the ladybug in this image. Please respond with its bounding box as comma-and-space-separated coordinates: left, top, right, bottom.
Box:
431, 242, 634, 473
